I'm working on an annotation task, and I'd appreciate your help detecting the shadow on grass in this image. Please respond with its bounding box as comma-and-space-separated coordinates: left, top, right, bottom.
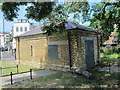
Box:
9, 71, 119, 88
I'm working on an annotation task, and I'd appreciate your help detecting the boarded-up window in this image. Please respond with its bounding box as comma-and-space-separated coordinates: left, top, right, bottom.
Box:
48, 45, 58, 59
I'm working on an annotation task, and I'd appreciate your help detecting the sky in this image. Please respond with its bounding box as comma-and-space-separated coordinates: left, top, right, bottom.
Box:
0, 5, 40, 33
0, 2, 95, 33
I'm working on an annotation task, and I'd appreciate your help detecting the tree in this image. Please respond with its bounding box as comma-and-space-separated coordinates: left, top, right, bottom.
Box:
2, 2, 55, 21
64, 2, 90, 22
9, 34, 13, 42
64, 2, 120, 43
89, 2, 120, 43
0, 1, 4, 9
1, 2, 90, 35
63, 2, 120, 43
1, 2, 68, 35
2, 2, 27, 21
1, 2, 120, 40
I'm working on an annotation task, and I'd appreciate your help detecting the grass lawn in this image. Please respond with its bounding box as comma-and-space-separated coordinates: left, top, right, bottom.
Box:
0, 61, 34, 76
9, 72, 119, 88
100, 53, 120, 65
100, 53, 120, 59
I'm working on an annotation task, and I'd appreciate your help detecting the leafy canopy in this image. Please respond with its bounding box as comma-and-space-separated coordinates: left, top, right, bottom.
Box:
90, 2, 120, 42
1, 2, 120, 42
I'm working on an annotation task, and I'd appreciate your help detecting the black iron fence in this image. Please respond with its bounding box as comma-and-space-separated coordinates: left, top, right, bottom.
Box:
10, 68, 33, 84
0, 66, 42, 85
0, 65, 19, 76
98, 59, 120, 73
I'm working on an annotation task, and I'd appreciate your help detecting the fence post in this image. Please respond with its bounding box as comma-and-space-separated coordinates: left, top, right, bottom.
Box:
30, 69, 32, 79
0, 47, 1, 60
15, 49, 16, 59
109, 63, 110, 73
118, 61, 120, 72
10, 72, 13, 84
17, 65, 18, 73
0, 66, 2, 76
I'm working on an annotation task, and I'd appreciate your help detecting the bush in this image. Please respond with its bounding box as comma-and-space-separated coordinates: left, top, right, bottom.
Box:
100, 45, 120, 55
101, 58, 118, 65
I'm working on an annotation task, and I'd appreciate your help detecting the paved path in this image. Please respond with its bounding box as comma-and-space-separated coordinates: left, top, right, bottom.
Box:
1, 69, 57, 88
99, 66, 120, 72
1, 51, 15, 61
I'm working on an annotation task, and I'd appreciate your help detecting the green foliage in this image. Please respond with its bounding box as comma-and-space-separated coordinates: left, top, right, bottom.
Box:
42, 21, 66, 35
71, 20, 79, 24
2, 2, 55, 21
25, 2, 55, 21
100, 57, 119, 65
90, 2, 120, 42
9, 34, 13, 42
41, 3, 69, 35
101, 53, 119, 59
41, 2, 90, 35
0, 1, 3, 9
100, 45, 120, 55
100, 45, 120, 65
64, 2, 90, 22
2, 2, 27, 21
1, 2, 120, 39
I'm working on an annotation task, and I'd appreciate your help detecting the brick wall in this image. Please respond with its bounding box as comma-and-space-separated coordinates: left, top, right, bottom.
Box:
16, 29, 99, 71
16, 35, 47, 68
68, 30, 98, 69
47, 30, 98, 70
46, 32, 70, 71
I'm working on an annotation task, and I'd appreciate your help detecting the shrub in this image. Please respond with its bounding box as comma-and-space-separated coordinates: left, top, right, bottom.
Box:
100, 45, 120, 55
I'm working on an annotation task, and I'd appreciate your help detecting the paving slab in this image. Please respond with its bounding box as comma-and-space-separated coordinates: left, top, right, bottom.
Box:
98, 66, 120, 72
1, 51, 15, 61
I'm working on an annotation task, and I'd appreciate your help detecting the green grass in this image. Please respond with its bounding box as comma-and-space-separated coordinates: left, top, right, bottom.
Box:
9, 72, 119, 88
0, 61, 34, 76
100, 53, 119, 59
100, 53, 120, 65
